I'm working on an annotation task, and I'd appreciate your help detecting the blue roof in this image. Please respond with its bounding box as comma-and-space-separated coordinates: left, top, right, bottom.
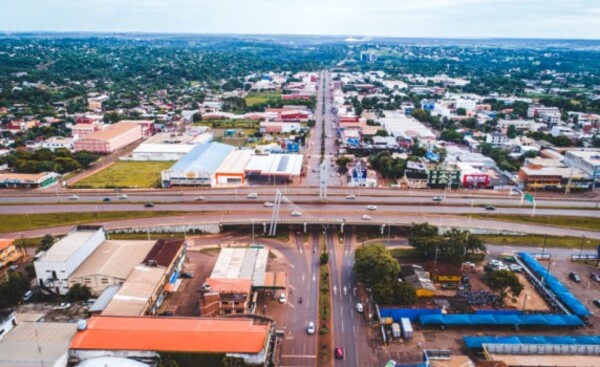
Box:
464, 335, 600, 349
168, 142, 234, 174
419, 314, 584, 327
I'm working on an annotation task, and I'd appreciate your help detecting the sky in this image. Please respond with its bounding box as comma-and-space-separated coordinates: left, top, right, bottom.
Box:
1, 0, 599, 39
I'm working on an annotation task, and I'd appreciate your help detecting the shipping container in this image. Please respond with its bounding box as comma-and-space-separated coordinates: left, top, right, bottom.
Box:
391, 323, 401, 339
401, 318, 413, 339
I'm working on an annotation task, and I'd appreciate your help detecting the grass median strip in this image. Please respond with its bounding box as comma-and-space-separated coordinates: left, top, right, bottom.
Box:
0, 211, 185, 233
480, 234, 598, 249
468, 214, 600, 232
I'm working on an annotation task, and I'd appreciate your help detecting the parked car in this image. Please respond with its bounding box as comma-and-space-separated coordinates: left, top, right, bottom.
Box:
485, 205, 496, 210
144, 202, 155, 208
346, 194, 356, 200
22, 290, 33, 302
68, 195, 79, 200
441, 282, 457, 289
509, 264, 523, 272
366, 205, 377, 211
594, 299, 600, 308
355, 303, 364, 313
102, 197, 111, 202
278, 292, 287, 303
8, 264, 19, 271
307, 321, 315, 335
591, 272, 600, 282
53, 302, 71, 310
432, 196, 443, 202
181, 272, 194, 279
247, 193, 258, 199
290, 211, 302, 217
334, 347, 345, 359
569, 272, 581, 282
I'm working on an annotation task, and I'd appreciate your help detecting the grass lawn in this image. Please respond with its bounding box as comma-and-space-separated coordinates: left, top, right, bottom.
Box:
244, 91, 281, 106
480, 234, 597, 249
469, 214, 600, 232
73, 161, 174, 188
0, 211, 184, 233
109, 232, 187, 241
318, 262, 332, 367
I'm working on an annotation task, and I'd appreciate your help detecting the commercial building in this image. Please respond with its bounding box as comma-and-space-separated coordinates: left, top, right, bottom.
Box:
457, 162, 490, 188
34, 226, 106, 295
564, 150, 600, 186
400, 264, 435, 298
245, 154, 303, 182
68, 240, 155, 296
214, 149, 252, 186
0, 321, 78, 367
0, 239, 25, 269
486, 133, 509, 146
161, 142, 234, 187
200, 278, 253, 316
380, 111, 436, 141
102, 239, 185, 316
259, 121, 301, 133
69, 316, 274, 366
71, 123, 103, 139
0, 172, 59, 189
74, 122, 143, 154
42, 137, 76, 151
518, 166, 562, 190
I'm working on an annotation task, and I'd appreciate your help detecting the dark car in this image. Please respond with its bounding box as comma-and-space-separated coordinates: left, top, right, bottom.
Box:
594, 299, 600, 308
334, 347, 344, 359
103, 197, 111, 202
181, 272, 194, 279
144, 202, 155, 208
158, 311, 173, 316
485, 205, 496, 211
569, 272, 581, 282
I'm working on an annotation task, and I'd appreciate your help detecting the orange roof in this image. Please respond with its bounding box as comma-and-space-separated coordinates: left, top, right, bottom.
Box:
70, 316, 269, 354
205, 278, 252, 294
0, 239, 15, 251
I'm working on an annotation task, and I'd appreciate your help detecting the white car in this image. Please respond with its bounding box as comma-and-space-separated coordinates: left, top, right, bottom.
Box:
361, 215, 371, 220
291, 211, 302, 217
307, 321, 315, 335
118, 194, 128, 199
346, 194, 356, 200
432, 196, 443, 202
194, 196, 206, 201
68, 195, 79, 200
356, 303, 364, 313
247, 193, 258, 199
278, 292, 287, 303
53, 302, 71, 310
366, 205, 377, 211
264, 202, 274, 207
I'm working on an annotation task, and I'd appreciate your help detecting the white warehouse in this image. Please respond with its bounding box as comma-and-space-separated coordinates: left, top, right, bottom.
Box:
34, 226, 106, 295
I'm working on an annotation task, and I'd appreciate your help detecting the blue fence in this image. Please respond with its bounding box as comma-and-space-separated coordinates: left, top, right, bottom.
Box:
379, 308, 442, 322
419, 313, 583, 327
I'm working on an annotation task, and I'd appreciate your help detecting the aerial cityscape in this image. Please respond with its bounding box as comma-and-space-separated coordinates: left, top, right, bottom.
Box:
0, 2, 600, 367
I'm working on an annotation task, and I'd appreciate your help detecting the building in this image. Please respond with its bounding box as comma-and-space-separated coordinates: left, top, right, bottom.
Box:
200, 278, 252, 316
486, 133, 509, 146
457, 163, 490, 188
214, 149, 253, 186
161, 142, 234, 187
68, 240, 155, 296
497, 119, 535, 131
455, 98, 477, 111
427, 165, 461, 189
0, 321, 78, 367
518, 166, 562, 190
71, 123, 103, 139
74, 122, 143, 154
259, 121, 301, 133
102, 239, 185, 316
0, 239, 25, 269
0, 309, 16, 341
400, 264, 435, 297
0, 172, 59, 189
34, 226, 106, 295
69, 316, 274, 366
420, 100, 436, 112
564, 150, 600, 186
426, 262, 462, 283
245, 154, 303, 182
380, 111, 436, 141
42, 137, 76, 151
527, 105, 560, 119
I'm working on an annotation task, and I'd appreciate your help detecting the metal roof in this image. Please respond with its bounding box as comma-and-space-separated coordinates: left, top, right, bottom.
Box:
245, 154, 303, 176
167, 142, 234, 175
38, 227, 103, 263
210, 248, 268, 287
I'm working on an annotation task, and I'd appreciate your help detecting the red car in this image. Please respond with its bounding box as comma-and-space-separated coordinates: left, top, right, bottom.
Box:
334, 347, 344, 359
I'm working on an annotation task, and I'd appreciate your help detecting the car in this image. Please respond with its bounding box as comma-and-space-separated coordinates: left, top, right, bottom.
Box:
591, 272, 600, 282
594, 299, 600, 308
366, 205, 377, 211
489, 259, 504, 267
355, 303, 364, 313
22, 290, 33, 302
247, 193, 258, 199
336, 218, 346, 222
118, 194, 128, 199
346, 194, 356, 200
53, 302, 71, 310
307, 321, 316, 335
509, 264, 522, 272
68, 195, 79, 200
485, 205, 496, 211
144, 202, 155, 208
194, 196, 206, 201
462, 261, 475, 268
278, 292, 287, 303
432, 196, 443, 202
334, 347, 344, 359
569, 272, 581, 282
361, 214, 371, 220
7, 265, 18, 271
102, 197, 111, 202
290, 211, 302, 217
264, 202, 274, 207
180, 272, 194, 279
441, 282, 458, 289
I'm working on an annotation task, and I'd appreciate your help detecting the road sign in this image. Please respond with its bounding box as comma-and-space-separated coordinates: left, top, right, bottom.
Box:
524, 193, 534, 204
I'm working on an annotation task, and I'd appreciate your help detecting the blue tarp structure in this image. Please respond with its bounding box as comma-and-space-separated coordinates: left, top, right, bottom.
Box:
464, 335, 600, 349
419, 314, 584, 327
518, 252, 591, 317
379, 308, 442, 322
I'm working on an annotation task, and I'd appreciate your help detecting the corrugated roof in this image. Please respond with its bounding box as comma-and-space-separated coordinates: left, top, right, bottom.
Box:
0, 239, 14, 251
205, 278, 252, 294
101, 265, 165, 316
70, 316, 269, 354
70, 240, 155, 280
210, 248, 268, 287
167, 142, 234, 175
216, 149, 252, 174
245, 154, 303, 176
143, 239, 184, 267
38, 227, 103, 263
89, 285, 121, 313
84, 122, 141, 142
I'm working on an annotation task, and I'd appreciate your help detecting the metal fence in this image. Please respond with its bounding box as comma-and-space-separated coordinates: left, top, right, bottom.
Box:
484, 343, 600, 355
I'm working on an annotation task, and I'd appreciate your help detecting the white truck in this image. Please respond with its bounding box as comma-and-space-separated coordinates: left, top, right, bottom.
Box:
401, 318, 413, 339
391, 323, 401, 339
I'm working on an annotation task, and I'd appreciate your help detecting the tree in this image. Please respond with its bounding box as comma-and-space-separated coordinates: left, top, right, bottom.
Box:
336, 157, 351, 174
320, 252, 329, 265
507, 124, 517, 139
408, 223, 485, 264
66, 283, 92, 302
456, 108, 466, 116
0, 271, 29, 308
486, 270, 523, 303
374, 129, 389, 137
38, 234, 56, 252
354, 244, 400, 286
192, 112, 202, 122
73, 151, 98, 168
393, 281, 418, 306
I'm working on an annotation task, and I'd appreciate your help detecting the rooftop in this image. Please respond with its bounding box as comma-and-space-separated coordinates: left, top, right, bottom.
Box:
0, 239, 14, 251
101, 265, 165, 316
167, 142, 234, 174
69, 240, 155, 280
205, 278, 252, 294
216, 149, 253, 174
38, 226, 104, 264
83, 122, 141, 142
245, 154, 303, 176
210, 247, 269, 287
0, 172, 54, 182
142, 238, 184, 267
70, 316, 270, 354
0, 322, 78, 367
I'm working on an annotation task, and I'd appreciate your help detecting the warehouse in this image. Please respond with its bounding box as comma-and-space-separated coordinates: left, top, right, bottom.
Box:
0, 172, 59, 189
245, 154, 303, 183
161, 142, 234, 187
74, 122, 143, 154
214, 149, 253, 186
123, 132, 213, 161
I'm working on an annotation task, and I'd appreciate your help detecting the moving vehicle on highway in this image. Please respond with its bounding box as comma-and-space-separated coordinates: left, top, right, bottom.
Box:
144, 202, 155, 208
485, 205, 496, 210
334, 347, 344, 359
361, 215, 371, 220
247, 193, 258, 199
118, 194, 128, 199
290, 211, 302, 217
68, 195, 79, 200
278, 292, 287, 303
194, 196, 206, 201
103, 197, 111, 202
264, 202, 274, 207
307, 321, 315, 335
366, 205, 377, 211
432, 196, 443, 202
355, 303, 364, 313
346, 194, 356, 199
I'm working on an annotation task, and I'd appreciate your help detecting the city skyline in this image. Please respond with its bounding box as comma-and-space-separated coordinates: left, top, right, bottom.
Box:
1, 0, 599, 39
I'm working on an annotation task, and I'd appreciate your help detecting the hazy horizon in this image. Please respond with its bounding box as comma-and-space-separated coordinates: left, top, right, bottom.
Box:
1, 0, 599, 40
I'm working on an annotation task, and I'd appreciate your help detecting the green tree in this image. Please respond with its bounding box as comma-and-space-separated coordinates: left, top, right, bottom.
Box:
374, 129, 389, 137
54, 157, 81, 174
0, 271, 29, 308
320, 252, 329, 265
456, 108, 466, 116
507, 124, 517, 138
336, 157, 351, 174
486, 270, 523, 303
38, 234, 56, 252
73, 151, 98, 168
354, 244, 400, 286
66, 283, 92, 302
